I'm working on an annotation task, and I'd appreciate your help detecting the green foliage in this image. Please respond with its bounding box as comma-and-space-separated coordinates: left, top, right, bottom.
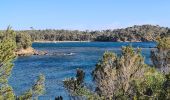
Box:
18, 74, 45, 100
32, 74, 45, 97
151, 36, 170, 73
62, 30, 170, 99
3, 26, 16, 40
94, 51, 116, 72
16, 32, 32, 49
63, 78, 77, 93
61, 28, 170, 99
92, 51, 117, 98
159, 73, 170, 99
13, 25, 168, 42
72, 86, 101, 100
0, 27, 45, 100
63, 30, 170, 99
0, 26, 32, 50
93, 46, 170, 99
0, 84, 15, 100
64, 69, 102, 99
63, 69, 85, 93
157, 37, 170, 50
17, 89, 33, 100
0, 27, 16, 100
68, 46, 170, 99
134, 68, 165, 99
76, 69, 85, 86
0, 28, 16, 84
93, 46, 148, 98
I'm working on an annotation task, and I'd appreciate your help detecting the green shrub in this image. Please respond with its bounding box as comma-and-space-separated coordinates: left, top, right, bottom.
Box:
16, 33, 32, 49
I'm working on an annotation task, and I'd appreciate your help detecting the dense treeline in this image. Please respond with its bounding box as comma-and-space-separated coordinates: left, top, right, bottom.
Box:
64, 32, 170, 99
16, 25, 169, 42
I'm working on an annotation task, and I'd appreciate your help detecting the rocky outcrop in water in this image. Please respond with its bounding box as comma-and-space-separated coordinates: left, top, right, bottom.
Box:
16, 47, 47, 56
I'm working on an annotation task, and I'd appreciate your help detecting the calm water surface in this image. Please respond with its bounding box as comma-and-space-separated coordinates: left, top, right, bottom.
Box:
9, 42, 156, 99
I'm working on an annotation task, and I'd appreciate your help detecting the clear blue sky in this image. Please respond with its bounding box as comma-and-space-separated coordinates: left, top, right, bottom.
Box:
0, 0, 170, 30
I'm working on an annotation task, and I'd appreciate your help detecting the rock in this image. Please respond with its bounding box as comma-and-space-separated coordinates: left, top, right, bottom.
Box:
33, 50, 48, 55
16, 47, 34, 56
16, 47, 48, 56
55, 96, 63, 100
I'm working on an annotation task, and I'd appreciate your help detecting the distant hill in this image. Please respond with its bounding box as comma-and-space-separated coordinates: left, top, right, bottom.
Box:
14, 25, 170, 42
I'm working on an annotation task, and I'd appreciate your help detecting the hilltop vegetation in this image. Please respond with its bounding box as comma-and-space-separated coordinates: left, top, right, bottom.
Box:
16, 25, 169, 42
1, 25, 169, 43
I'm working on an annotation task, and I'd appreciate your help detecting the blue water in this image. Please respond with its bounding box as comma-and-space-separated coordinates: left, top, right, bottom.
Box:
9, 42, 156, 99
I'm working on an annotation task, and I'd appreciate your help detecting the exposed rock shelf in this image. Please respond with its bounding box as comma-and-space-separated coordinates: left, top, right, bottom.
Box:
16, 47, 47, 56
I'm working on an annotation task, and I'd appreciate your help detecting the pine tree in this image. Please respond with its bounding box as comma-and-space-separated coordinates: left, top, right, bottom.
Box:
32, 74, 45, 99
0, 27, 45, 100
0, 38, 16, 84
0, 26, 17, 99
18, 74, 45, 100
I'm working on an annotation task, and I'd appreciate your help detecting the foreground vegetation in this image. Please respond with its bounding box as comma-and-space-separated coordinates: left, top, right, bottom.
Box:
64, 31, 170, 99
0, 28, 45, 100
0, 26, 32, 50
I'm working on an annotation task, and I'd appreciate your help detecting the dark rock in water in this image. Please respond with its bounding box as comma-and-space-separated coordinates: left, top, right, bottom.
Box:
33, 50, 48, 55
51, 52, 64, 56
55, 96, 63, 100
64, 53, 75, 56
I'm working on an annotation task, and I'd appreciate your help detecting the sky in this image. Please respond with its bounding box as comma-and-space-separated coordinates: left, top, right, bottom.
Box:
0, 0, 170, 30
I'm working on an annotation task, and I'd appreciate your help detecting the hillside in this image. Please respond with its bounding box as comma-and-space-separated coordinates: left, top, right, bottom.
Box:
16, 25, 169, 42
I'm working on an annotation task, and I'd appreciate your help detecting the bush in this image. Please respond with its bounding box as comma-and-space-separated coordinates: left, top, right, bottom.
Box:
151, 37, 170, 74
0, 28, 45, 100
16, 33, 32, 49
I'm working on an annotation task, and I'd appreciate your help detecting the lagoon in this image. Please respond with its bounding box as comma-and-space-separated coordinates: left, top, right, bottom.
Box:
9, 42, 156, 99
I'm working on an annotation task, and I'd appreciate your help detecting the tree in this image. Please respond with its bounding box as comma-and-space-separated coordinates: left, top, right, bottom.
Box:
16, 33, 32, 49
151, 37, 170, 74
0, 27, 45, 100
64, 43, 170, 99
92, 47, 149, 99
0, 37, 16, 84
32, 74, 45, 99
18, 74, 45, 100
12, 25, 168, 42
63, 69, 100, 99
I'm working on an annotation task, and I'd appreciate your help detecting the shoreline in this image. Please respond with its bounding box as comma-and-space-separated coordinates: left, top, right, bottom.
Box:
33, 41, 91, 43
16, 47, 47, 56
33, 40, 155, 43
